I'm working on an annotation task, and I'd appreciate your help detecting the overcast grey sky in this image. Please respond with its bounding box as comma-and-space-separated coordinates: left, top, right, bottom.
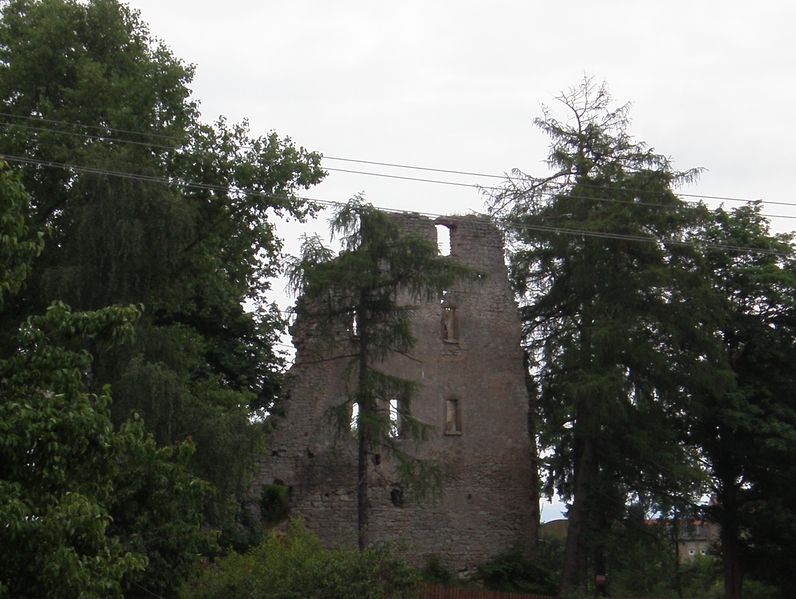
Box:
124, 0, 796, 520
127, 0, 795, 218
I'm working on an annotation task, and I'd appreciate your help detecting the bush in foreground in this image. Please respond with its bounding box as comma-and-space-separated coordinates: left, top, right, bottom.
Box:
181, 520, 419, 599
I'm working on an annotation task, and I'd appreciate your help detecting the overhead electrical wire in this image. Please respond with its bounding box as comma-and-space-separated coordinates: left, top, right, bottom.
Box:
321, 165, 796, 213
0, 110, 180, 144
2, 124, 795, 222
0, 153, 790, 258
0, 112, 787, 208
3, 120, 796, 222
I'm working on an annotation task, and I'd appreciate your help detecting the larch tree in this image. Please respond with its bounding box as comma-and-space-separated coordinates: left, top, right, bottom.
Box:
287, 198, 472, 550
489, 79, 724, 595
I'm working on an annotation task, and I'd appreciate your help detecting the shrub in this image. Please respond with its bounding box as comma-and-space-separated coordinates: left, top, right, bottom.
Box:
421, 554, 454, 585
475, 545, 558, 596
259, 483, 290, 524
181, 520, 419, 599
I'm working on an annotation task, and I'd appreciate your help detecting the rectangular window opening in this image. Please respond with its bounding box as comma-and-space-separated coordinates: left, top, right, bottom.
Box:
350, 401, 359, 433
445, 398, 461, 435
435, 224, 451, 256
441, 306, 458, 343
349, 310, 359, 338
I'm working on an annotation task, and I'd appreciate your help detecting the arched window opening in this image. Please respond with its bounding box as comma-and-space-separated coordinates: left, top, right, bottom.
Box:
435, 224, 451, 256
445, 398, 461, 435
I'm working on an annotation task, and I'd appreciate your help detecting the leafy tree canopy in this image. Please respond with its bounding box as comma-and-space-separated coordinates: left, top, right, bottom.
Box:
0, 300, 214, 598
0, 164, 212, 598
692, 203, 796, 598
0, 0, 324, 544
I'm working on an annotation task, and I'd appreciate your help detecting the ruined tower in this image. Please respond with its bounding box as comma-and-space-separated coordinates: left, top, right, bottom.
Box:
257, 213, 533, 572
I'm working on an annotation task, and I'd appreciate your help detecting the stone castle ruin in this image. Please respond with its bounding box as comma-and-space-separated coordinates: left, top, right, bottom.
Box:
256, 213, 533, 572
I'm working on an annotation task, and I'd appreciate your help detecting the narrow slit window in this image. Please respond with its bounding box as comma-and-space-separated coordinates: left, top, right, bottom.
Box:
389, 398, 401, 438
441, 306, 458, 342
445, 398, 461, 435
350, 401, 359, 432
349, 310, 359, 338
435, 224, 451, 256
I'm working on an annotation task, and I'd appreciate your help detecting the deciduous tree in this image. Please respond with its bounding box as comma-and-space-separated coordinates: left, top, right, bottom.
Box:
0, 170, 211, 597
0, 0, 324, 543
692, 204, 796, 599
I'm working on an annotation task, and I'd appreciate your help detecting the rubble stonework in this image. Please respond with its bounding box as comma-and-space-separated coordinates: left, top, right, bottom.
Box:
256, 213, 534, 572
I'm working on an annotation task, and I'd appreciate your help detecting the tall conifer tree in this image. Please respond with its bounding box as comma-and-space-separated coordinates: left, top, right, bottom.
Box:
490, 79, 719, 594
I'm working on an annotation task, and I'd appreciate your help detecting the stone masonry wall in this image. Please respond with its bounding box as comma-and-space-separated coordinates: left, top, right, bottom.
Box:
256, 213, 533, 573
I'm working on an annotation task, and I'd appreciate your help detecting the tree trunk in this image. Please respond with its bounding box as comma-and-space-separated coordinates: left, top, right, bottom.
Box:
721, 527, 743, 599
523, 351, 541, 556
561, 298, 598, 595
560, 423, 597, 595
356, 301, 370, 551
718, 482, 743, 599
357, 422, 369, 551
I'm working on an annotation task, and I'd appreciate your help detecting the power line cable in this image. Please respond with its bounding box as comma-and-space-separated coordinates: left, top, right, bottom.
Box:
324, 154, 508, 180
323, 166, 503, 192
3, 120, 795, 221
323, 165, 796, 213
322, 155, 772, 204
0, 110, 181, 144
0, 112, 784, 207
1, 153, 790, 258
0, 120, 176, 150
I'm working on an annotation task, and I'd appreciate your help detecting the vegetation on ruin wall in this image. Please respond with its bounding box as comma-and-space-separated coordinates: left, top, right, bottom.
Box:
286, 198, 474, 550
491, 78, 796, 599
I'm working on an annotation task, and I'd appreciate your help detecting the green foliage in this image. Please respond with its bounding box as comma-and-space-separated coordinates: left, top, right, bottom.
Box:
420, 555, 454, 585
259, 483, 290, 524
0, 161, 41, 307
493, 78, 795, 598
181, 520, 420, 599
474, 546, 558, 596
0, 299, 211, 598
676, 556, 724, 599
109, 416, 216, 598
0, 0, 324, 546
490, 77, 717, 593
691, 203, 796, 597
